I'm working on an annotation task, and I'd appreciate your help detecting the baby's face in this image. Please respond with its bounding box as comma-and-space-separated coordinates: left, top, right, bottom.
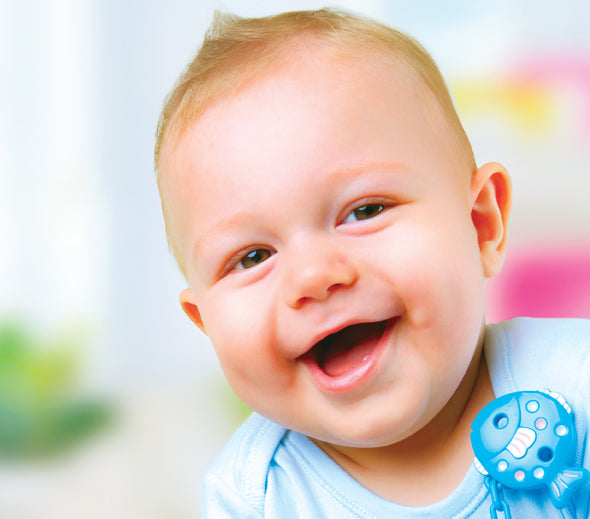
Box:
160, 50, 491, 447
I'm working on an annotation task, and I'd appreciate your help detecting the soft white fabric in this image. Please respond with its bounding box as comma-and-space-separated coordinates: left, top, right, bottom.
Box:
201, 318, 590, 518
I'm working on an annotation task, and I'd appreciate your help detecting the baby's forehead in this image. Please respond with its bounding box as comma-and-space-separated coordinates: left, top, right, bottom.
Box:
161, 47, 451, 198
165, 41, 422, 151
164, 58, 451, 198
163, 45, 426, 159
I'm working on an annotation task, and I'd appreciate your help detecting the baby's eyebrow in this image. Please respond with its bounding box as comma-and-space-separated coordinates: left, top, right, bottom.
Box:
326, 161, 408, 181
191, 211, 256, 261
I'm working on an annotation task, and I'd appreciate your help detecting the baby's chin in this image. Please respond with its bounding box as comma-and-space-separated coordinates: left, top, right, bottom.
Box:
300, 417, 428, 450
332, 430, 420, 449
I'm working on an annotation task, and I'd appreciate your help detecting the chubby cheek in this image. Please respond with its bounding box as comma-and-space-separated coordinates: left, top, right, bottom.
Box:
377, 214, 484, 360
198, 288, 289, 405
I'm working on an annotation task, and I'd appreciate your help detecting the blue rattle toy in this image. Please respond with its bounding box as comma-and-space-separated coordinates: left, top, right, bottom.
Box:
471, 389, 589, 518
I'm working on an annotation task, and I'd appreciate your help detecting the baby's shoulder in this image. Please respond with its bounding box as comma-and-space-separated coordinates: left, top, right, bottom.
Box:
206, 412, 288, 494
489, 316, 590, 357
201, 413, 289, 516
486, 317, 590, 394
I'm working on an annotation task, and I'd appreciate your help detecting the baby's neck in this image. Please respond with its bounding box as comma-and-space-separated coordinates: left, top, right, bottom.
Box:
314, 354, 494, 506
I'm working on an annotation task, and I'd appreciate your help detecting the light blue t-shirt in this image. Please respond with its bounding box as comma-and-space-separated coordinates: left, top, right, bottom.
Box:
201, 318, 590, 518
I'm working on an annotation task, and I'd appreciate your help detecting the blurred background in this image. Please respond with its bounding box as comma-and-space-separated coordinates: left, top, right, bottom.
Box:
1, 0, 589, 517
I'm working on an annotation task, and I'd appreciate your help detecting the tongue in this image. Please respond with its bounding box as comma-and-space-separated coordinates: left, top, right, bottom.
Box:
321, 336, 379, 377
319, 323, 384, 377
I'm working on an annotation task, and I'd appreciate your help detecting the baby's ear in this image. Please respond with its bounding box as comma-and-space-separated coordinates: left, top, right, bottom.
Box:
179, 288, 207, 334
470, 162, 512, 278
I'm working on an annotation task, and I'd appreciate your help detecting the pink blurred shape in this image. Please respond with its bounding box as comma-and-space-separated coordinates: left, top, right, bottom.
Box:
486, 246, 590, 323
517, 55, 590, 137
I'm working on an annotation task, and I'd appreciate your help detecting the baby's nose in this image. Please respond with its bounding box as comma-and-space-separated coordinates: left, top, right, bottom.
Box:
284, 239, 358, 309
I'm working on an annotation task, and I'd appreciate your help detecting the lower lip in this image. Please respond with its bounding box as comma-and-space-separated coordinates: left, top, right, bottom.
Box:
301, 318, 396, 393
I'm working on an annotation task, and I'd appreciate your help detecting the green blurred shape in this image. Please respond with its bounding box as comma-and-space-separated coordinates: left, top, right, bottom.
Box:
0, 321, 113, 461
216, 378, 252, 429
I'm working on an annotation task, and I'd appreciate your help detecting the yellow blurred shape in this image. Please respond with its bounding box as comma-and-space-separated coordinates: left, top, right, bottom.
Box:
452, 79, 555, 137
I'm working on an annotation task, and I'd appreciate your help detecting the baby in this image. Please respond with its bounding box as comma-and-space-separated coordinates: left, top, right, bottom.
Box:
154, 8, 590, 518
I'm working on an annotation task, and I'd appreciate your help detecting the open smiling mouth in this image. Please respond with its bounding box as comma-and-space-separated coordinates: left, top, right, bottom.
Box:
301, 321, 389, 378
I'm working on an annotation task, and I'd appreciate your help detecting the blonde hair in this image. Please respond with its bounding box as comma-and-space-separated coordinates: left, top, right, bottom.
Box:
155, 8, 476, 276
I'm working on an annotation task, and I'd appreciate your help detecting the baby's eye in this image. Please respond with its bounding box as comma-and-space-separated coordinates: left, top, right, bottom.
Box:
237, 248, 273, 269
343, 203, 385, 223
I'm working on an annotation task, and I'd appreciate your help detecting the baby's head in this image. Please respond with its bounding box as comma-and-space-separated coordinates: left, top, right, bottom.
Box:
155, 8, 511, 448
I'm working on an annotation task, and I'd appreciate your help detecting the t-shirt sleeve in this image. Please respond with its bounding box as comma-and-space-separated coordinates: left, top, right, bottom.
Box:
201, 471, 264, 519
199, 413, 287, 518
